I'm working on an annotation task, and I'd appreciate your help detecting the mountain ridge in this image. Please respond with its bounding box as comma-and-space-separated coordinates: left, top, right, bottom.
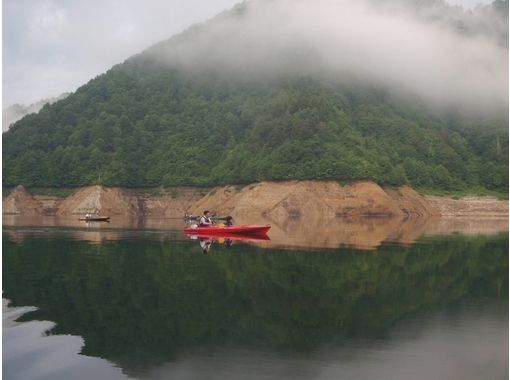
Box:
3, 0, 508, 192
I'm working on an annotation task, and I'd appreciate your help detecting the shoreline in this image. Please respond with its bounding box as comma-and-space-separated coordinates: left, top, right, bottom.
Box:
3, 180, 507, 250
3, 181, 508, 219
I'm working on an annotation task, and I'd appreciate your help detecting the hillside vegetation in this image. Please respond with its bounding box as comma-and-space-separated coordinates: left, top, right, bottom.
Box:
3, 0, 508, 192
2, 93, 69, 132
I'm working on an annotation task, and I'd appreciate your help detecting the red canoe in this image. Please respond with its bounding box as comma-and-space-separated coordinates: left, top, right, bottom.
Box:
184, 225, 271, 236
185, 232, 270, 242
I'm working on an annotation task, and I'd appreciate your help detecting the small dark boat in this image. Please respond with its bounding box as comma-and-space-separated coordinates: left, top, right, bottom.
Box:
79, 216, 110, 222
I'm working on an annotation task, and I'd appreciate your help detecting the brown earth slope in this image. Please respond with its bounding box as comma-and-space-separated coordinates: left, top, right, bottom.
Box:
135, 187, 208, 217
3, 182, 507, 222
424, 195, 509, 218
3, 185, 41, 215
3, 185, 206, 217
56, 186, 138, 216
190, 180, 438, 224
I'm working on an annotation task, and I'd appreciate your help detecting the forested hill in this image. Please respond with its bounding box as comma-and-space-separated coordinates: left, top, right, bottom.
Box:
3, 0, 509, 192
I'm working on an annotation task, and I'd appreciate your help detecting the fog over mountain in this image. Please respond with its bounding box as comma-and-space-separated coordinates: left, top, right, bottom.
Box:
2, 93, 69, 132
140, 0, 508, 114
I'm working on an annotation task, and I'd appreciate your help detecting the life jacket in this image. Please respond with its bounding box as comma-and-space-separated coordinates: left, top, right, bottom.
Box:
199, 215, 212, 226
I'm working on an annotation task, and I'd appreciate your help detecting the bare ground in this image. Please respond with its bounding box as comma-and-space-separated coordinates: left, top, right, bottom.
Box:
424, 195, 508, 218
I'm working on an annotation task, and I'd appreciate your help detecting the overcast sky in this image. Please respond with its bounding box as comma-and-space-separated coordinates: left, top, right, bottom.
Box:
2, 0, 496, 107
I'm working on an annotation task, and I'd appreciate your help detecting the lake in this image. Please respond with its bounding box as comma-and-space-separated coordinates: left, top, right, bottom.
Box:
3, 223, 508, 380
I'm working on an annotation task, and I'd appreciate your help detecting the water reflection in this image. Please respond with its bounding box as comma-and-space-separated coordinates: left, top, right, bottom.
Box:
186, 231, 270, 253
3, 299, 126, 380
4, 213, 508, 250
2, 214, 186, 230
137, 301, 508, 380
3, 232, 508, 379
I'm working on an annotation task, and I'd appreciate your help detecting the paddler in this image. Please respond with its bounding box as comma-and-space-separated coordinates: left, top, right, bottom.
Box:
199, 210, 213, 227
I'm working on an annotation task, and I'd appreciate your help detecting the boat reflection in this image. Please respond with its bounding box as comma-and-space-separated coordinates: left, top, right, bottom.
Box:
186, 232, 271, 253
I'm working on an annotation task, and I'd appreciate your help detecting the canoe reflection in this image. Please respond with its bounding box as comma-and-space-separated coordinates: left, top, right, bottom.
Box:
186, 232, 271, 254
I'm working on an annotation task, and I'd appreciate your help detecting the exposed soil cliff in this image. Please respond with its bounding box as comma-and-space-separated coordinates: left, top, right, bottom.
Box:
424, 195, 508, 218
3, 185, 41, 215
190, 181, 438, 224
3, 185, 205, 217
135, 188, 208, 217
56, 186, 138, 216
3, 182, 507, 222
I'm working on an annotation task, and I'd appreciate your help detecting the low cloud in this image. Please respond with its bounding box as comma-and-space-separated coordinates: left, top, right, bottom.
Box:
147, 0, 508, 114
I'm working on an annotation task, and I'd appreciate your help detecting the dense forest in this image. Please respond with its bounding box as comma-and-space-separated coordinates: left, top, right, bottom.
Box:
3, 0, 508, 192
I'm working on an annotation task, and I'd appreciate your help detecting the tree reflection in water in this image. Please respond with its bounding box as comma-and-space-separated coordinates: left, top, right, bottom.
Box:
3, 232, 508, 375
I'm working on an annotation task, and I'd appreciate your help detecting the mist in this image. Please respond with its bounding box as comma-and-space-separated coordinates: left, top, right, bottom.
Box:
144, 0, 508, 114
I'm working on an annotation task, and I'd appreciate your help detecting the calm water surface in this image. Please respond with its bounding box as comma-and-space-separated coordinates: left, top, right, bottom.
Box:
3, 227, 508, 380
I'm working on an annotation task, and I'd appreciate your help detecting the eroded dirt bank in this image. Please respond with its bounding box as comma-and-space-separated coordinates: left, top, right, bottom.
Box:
424, 195, 508, 218
190, 181, 436, 224
3, 181, 507, 220
2, 185, 41, 215
3, 185, 207, 217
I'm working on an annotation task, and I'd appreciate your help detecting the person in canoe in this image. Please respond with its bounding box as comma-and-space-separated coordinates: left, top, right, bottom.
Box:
224, 216, 234, 226
199, 210, 213, 227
